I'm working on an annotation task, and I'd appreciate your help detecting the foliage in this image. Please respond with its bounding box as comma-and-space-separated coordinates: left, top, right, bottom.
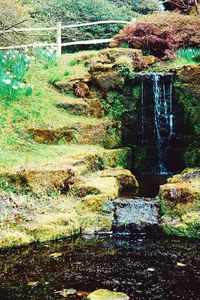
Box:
177, 48, 200, 63
111, 0, 163, 14
34, 47, 57, 68
0, 0, 29, 47
184, 146, 200, 167
129, 0, 164, 14
102, 91, 126, 120
0, 50, 32, 104
103, 125, 122, 149
25, 0, 137, 52
112, 12, 200, 58
163, 0, 200, 15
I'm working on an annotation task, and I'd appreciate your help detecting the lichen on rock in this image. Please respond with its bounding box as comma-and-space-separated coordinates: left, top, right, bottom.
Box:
159, 168, 200, 238
87, 289, 129, 300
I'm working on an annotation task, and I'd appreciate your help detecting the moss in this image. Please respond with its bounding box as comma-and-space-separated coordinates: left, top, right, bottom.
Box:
103, 125, 122, 149
162, 221, 200, 238
132, 146, 157, 173
184, 146, 200, 168
175, 84, 200, 167
102, 91, 126, 120
132, 85, 141, 100
26, 212, 80, 242
0, 230, 33, 249
159, 169, 200, 238
102, 148, 132, 169
87, 289, 129, 300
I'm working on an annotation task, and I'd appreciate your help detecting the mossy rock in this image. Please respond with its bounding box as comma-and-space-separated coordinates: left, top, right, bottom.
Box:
0, 230, 33, 249
159, 169, 200, 238
87, 289, 129, 300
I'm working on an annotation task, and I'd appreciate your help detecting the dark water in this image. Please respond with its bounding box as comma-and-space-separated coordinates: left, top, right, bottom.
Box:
121, 174, 169, 198
137, 174, 169, 197
1, 236, 200, 300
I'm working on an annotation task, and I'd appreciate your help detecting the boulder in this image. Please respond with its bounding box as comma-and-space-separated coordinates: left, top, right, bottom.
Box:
100, 168, 138, 191
112, 198, 161, 235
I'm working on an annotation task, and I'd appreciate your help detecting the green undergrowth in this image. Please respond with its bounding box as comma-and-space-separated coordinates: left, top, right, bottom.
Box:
0, 51, 109, 172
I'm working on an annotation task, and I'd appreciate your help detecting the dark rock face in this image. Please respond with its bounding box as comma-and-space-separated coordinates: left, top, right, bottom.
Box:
112, 198, 161, 235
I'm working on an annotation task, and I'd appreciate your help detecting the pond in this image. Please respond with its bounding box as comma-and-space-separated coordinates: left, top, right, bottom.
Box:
0, 235, 200, 300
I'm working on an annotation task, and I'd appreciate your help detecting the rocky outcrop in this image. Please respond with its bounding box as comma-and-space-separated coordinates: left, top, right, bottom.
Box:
0, 148, 132, 194
28, 120, 113, 145
159, 169, 200, 238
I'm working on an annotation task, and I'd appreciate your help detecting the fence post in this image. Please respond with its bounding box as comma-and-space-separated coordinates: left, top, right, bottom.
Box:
56, 22, 62, 56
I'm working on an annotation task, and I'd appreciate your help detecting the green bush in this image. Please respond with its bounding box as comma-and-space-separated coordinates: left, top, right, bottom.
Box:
129, 0, 163, 14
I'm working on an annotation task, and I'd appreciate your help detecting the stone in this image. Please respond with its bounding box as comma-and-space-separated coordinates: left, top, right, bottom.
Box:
90, 70, 125, 91
27, 128, 75, 144
112, 198, 161, 235
87, 289, 129, 300
100, 168, 138, 191
73, 80, 90, 98
28, 120, 113, 145
57, 98, 91, 116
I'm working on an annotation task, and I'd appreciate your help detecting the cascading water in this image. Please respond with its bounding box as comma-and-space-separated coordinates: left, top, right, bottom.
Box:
141, 73, 174, 175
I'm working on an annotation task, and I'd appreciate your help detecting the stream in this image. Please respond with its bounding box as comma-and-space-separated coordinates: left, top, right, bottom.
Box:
0, 235, 200, 300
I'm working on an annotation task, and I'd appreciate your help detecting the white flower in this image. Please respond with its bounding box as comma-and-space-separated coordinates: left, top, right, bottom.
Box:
12, 85, 18, 90
2, 79, 11, 84
19, 82, 24, 89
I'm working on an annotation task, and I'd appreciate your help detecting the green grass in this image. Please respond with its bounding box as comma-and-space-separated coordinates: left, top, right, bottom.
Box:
0, 50, 107, 172
0, 144, 105, 171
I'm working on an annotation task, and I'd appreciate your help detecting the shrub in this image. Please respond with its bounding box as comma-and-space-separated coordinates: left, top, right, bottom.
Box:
163, 0, 200, 15
26, 0, 137, 52
111, 0, 163, 14
129, 0, 164, 14
112, 12, 200, 58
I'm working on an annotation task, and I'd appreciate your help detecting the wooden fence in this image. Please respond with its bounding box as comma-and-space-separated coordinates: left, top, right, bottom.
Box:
0, 20, 133, 56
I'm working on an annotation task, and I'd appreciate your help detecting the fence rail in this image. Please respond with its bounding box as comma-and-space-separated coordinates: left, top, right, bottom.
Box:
0, 20, 133, 55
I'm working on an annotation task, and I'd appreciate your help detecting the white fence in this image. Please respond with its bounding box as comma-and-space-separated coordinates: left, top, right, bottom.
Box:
0, 20, 132, 56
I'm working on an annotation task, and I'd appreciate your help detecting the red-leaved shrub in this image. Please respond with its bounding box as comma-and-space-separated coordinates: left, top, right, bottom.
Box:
111, 12, 200, 58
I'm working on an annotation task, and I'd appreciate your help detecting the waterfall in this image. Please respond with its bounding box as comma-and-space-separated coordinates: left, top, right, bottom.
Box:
141, 73, 174, 175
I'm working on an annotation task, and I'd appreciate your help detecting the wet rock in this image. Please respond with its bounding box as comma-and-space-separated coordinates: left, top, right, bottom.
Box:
112, 198, 161, 235
87, 289, 129, 300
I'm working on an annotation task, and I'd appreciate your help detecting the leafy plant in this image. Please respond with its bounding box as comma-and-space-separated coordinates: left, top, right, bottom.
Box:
177, 48, 200, 63
112, 12, 200, 59
102, 91, 126, 120
34, 47, 57, 68
0, 50, 32, 104
26, 0, 137, 52
68, 59, 79, 67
